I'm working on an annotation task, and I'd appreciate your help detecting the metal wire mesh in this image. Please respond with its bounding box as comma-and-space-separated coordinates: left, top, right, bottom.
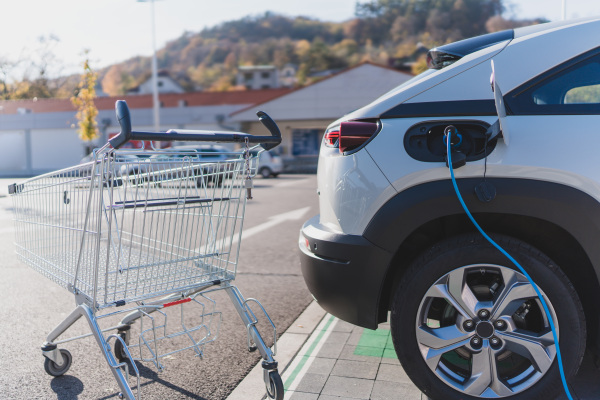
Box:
11, 148, 257, 309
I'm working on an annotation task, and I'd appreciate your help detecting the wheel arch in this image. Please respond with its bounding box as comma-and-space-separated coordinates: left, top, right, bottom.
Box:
365, 178, 600, 355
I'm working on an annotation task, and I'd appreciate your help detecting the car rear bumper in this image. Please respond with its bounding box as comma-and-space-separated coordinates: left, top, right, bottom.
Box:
299, 215, 393, 329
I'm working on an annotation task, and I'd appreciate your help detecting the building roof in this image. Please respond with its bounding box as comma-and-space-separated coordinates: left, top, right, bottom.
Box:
231, 62, 413, 122
0, 88, 292, 115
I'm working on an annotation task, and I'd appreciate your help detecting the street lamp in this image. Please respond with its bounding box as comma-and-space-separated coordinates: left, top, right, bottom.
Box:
137, 0, 160, 134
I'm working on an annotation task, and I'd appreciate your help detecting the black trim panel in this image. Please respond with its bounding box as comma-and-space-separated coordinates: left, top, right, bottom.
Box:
364, 179, 600, 268
299, 215, 393, 329
381, 100, 497, 119
404, 120, 495, 163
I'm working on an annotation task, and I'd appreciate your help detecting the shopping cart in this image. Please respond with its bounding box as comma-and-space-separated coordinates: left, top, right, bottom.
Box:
9, 100, 284, 400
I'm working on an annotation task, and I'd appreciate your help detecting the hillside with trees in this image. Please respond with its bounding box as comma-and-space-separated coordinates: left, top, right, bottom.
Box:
0, 0, 544, 100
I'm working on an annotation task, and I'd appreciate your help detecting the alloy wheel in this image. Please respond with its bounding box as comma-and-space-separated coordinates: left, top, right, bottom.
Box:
416, 264, 558, 398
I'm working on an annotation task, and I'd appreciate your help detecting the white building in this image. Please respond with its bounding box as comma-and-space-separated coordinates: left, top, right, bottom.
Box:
127, 71, 185, 95
236, 66, 279, 90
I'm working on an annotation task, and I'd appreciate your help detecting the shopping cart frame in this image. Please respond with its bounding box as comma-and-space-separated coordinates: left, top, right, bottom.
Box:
10, 100, 284, 400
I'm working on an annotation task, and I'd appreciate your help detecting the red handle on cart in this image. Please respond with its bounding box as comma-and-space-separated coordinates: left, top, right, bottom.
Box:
109, 100, 282, 150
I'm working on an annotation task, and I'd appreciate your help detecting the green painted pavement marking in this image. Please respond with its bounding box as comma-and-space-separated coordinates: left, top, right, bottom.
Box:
354, 328, 397, 359
383, 348, 397, 359
385, 335, 395, 349
354, 345, 384, 357
284, 314, 335, 390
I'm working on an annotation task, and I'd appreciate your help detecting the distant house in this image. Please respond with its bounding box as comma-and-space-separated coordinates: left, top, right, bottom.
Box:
279, 64, 298, 88
231, 62, 413, 172
127, 70, 185, 95
0, 88, 291, 177
236, 66, 279, 90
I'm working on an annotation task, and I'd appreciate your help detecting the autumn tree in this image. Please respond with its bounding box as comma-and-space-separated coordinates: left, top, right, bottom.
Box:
71, 57, 99, 141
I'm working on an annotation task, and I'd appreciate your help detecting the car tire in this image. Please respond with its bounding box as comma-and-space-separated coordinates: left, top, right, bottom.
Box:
390, 233, 585, 400
259, 167, 272, 178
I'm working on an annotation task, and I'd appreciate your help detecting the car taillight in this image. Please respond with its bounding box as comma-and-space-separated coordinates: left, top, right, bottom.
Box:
339, 121, 379, 153
324, 129, 340, 147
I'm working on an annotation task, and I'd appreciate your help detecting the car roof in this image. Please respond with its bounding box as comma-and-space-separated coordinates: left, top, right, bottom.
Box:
514, 16, 600, 39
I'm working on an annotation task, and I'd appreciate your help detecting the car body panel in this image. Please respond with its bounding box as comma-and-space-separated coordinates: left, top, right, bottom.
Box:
317, 146, 395, 234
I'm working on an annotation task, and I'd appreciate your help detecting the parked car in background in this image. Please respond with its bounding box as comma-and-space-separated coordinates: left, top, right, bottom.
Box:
133, 145, 237, 187
299, 17, 600, 400
253, 150, 283, 178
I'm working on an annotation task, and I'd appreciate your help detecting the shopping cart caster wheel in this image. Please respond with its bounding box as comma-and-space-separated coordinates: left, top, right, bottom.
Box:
265, 370, 283, 400
44, 349, 72, 377
114, 331, 130, 363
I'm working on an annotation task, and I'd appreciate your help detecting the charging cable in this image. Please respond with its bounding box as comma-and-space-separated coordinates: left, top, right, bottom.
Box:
444, 125, 574, 400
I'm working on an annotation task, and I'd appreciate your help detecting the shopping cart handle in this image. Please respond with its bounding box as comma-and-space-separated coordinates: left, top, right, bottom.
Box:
109, 100, 282, 150
256, 111, 281, 150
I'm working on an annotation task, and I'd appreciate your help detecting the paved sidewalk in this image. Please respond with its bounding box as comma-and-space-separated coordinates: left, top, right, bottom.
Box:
281, 315, 426, 400
228, 301, 600, 400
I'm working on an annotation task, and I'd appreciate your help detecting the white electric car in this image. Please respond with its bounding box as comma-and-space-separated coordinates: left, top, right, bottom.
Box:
299, 17, 600, 400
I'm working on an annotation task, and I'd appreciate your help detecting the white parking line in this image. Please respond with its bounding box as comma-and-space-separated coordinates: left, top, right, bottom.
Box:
274, 178, 310, 188
193, 206, 310, 253
282, 314, 338, 392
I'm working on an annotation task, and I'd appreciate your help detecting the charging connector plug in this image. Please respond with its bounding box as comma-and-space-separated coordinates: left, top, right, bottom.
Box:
443, 125, 466, 169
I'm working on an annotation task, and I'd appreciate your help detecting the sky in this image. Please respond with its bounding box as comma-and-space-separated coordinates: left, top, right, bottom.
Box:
1, 0, 600, 78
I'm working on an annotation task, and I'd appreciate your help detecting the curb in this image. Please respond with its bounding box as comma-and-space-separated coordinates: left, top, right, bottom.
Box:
226, 300, 327, 400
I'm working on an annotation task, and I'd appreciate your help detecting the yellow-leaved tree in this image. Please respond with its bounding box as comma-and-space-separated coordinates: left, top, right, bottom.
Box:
71, 57, 99, 141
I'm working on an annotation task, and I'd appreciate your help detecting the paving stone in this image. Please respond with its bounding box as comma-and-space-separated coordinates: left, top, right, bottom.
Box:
376, 363, 413, 384
318, 395, 368, 400
295, 373, 328, 394
331, 359, 379, 380
369, 328, 391, 336
316, 341, 345, 359
356, 332, 388, 349
306, 357, 336, 375
339, 344, 382, 364
288, 391, 320, 400
379, 352, 401, 365
325, 331, 350, 345
332, 320, 355, 333
381, 348, 398, 360
370, 380, 423, 400
321, 376, 374, 399
346, 330, 364, 346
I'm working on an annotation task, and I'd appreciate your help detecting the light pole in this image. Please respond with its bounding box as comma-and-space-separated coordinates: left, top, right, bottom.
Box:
562, 0, 567, 20
138, 0, 160, 134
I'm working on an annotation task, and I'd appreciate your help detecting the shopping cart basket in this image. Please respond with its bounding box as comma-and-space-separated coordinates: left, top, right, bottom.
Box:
9, 100, 284, 400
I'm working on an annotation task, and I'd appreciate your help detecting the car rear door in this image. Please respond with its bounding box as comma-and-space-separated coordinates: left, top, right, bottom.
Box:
492, 47, 600, 196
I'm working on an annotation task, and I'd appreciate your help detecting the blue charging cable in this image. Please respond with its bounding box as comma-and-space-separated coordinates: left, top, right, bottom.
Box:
444, 126, 573, 400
